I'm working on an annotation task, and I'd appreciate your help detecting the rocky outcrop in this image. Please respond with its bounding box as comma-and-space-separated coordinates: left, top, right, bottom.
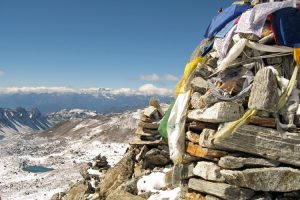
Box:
221, 167, 300, 192
97, 150, 135, 199
0, 107, 51, 134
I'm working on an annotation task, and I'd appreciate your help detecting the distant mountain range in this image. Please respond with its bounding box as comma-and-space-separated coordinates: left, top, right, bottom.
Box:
0, 106, 141, 142
0, 107, 51, 138
0, 87, 172, 114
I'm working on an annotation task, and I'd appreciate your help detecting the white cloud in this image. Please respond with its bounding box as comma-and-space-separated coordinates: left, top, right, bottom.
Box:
0, 87, 77, 94
138, 84, 172, 96
164, 74, 179, 81
139, 73, 160, 81
0, 70, 4, 76
0, 86, 172, 96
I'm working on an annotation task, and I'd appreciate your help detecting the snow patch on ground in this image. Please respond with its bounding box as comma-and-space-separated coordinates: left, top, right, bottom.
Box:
0, 139, 128, 200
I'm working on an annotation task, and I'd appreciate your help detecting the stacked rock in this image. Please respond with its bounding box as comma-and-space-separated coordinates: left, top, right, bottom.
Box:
131, 97, 172, 178
51, 155, 110, 200
169, 0, 300, 199
92, 155, 110, 171
133, 97, 165, 143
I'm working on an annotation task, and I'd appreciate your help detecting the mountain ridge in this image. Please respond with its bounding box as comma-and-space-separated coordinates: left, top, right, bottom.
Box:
0, 107, 51, 139
0, 87, 172, 113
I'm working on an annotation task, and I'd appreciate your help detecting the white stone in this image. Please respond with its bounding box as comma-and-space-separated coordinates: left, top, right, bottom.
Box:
193, 161, 225, 182
188, 102, 244, 123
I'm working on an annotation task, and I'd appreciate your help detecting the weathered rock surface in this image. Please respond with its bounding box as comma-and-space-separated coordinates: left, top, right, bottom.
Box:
106, 191, 145, 200
135, 126, 159, 135
172, 163, 195, 183
143, 106, 158, 118
188, 102, 244, 123
188, 178, 254, 200
135, 145, 149, 161
63, 181, 88, 200
186, 131, 200, 143
185, 192, 206, 200
143, 148, 170, 169
50, 192, 66, 200
186, 142, 227, 159
191, 92, 202, 109
149, 97, 164, 117
193, 161, 225, 182
188, 122, 218, 133
79, 163, 91, 180
221, 167, 300, 192
97, 149, 135, 199
194, 63, 215, 77
205, 195, 221, 200
191, 77, 208, 94
202, 125, 300, 167
137, 121, 159, 129
218, 156, 279, 169
249, 116, 276, 128
248, 68, 279, 112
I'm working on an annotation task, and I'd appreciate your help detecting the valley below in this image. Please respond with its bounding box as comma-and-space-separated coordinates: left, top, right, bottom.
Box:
0, 109, 141, 200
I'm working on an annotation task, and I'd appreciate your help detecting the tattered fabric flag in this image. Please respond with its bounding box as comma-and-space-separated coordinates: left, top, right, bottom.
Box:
167, 91, 190, 164
295, 48, 300, 66
175, 57, 205, 94
204, 4, 251, 38
272, 7, 300, 48
158, 101, 175, 139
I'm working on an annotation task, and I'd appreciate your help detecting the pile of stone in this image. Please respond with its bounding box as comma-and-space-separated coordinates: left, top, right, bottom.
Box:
52, 1, 300, 199
51, 155, 110, 200
173, 0, 300, 199
134, 97, 165, 142
130, 97, 173, 195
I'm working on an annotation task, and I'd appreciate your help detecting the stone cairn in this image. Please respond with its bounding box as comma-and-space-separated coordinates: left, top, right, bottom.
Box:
130, 97, 172, 182
53, 1, 300, 199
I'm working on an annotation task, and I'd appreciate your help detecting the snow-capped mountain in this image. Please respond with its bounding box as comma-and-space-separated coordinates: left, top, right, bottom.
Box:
0, 107, 52, 139
41, 109, 140, 142
0, 87, 172, 114
47, 108, 98, 124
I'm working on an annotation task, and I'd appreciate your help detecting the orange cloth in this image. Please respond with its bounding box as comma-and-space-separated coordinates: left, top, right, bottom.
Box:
294, 48, 300, 66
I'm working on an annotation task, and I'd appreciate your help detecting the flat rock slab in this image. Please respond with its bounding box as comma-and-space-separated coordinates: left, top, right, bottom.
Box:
172, 163, 195, 182
188, 178, 254, 200
149, 97, 164, 117
107, 191, 146, 200
194, 63, 215, 77
191, 92, 202, 109
186, 131, 200, 143
248, 68, 279, 112
249, 116, 276, 128
188, 102, 244, 123
143, 148, 170, 169
221, 167, 300, 192
201, 125, 300, 167
130, 137, 167, 147
191, 77, 208, 94
218, 156, 279, 169
137, 121, 159, 129
188, 122, 218, 133
143, 106, 159, 118
186, 142, 227, 159
193, 161, 225, 182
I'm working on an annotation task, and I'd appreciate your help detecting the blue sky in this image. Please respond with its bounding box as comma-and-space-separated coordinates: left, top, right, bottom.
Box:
0, 0, 233, 90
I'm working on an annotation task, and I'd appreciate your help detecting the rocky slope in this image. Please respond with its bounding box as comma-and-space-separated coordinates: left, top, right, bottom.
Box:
47, 109, 99, 124
0, 107, 51, 139
0, 108, 143, 200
